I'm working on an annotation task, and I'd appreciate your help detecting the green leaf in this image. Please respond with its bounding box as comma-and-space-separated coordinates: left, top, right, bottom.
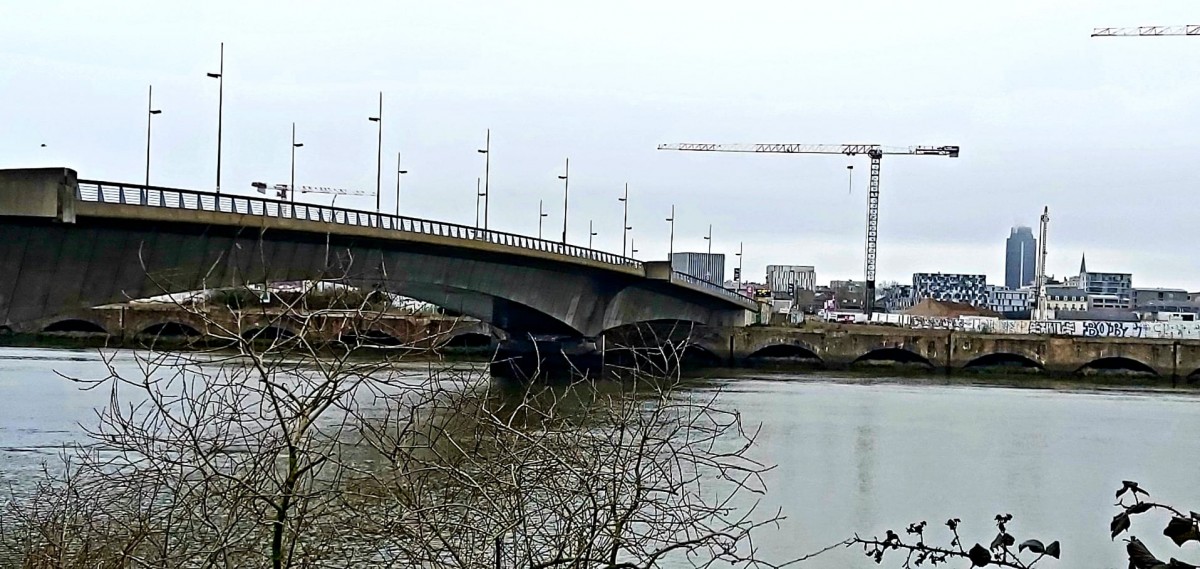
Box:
1163, 517, 1200, 547
969, 543, 991, 567
1112, 512, 1131, 540
1018, 540, 1045, 554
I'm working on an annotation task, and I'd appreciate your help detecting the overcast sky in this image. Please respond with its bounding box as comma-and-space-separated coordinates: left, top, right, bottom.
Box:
3, 1, 1198, 289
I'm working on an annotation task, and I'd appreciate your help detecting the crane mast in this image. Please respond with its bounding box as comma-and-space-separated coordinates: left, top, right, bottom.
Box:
658, 142, 958, 317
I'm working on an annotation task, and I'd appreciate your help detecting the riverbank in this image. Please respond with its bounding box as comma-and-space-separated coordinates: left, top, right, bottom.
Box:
5, 334, 1198, 387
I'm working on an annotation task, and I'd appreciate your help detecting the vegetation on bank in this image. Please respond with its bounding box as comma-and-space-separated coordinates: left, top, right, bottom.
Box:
0, 296, 790, 569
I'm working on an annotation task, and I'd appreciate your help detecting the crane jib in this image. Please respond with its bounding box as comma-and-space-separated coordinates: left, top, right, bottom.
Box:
658, 143, 959, 157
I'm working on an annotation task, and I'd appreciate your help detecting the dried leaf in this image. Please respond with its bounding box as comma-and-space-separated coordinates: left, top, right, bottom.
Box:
1127, 537, 1162, 569
969, 543, 991, 567
1119, 480, 1149, 499
1112, 512, 1132, 540
1129, 503, 1153, 515
1163, 517, 1200, 547
1018, 539, 1045, 554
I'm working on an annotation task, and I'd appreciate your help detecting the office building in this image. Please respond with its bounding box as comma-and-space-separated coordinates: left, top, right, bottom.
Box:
671, 252, 725, 284
1133, 288, 1190, 308
1005, 226, 1036, 289
987, 286, 1032, 315
881, 284, 916, 313
766, 265, 816, 294
912, 273, 988, 307
1078, 254, 1132, 307
1043, 286, 1088, 313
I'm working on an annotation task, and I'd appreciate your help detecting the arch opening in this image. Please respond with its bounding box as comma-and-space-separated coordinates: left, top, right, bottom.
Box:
138, 322, 201, 338
443, 332, 493, 349
852, 347, 934, 369
681, 344, 723, 368
964, 353, 1043, 372
340, 329, 401, 347
242, 326, 297, 342
745, 344, 823, 368
1078, 357, 1157, 377
42, 319, 108, 335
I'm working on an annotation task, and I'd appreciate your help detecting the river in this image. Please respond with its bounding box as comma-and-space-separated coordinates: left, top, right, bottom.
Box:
1, 346, 1197, 568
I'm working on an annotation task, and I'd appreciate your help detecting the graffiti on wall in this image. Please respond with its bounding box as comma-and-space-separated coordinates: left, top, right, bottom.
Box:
872, 313, 1200, 340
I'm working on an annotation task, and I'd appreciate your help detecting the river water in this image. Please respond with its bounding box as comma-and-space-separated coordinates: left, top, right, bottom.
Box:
1, 346, 1197, 568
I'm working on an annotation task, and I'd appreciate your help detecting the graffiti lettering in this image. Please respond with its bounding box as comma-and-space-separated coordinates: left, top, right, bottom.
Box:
900, 318, 1200, 340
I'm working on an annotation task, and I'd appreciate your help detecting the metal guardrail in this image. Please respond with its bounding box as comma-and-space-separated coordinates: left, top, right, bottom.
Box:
671, 271, 758, 305
76, 180, 641, 269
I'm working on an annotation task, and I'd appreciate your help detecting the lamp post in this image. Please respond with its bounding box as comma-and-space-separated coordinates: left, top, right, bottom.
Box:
395, 152, 408, 217
477, 129, 490, 230
736, 241, 744, 290
368, 92, 382, 213
538, 199, 548, 239
145, 85, 162, 187
630, 238, 638, 256
475, 178, 482, 229
206, 42, 224, 194
665, 204, 675, 260
290, 123, 303, 204
558, 158, 569, 244
618, 182, 630, 257
704, 224, 713, 256
588, 220, 597, 249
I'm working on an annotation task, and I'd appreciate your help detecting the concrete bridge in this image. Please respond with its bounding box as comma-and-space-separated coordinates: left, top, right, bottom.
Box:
0, 168, 757, 340
618, 324, 1200, 380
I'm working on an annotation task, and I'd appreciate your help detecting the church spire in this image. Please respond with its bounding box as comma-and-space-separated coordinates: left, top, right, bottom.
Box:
1079, 252, 1087, 275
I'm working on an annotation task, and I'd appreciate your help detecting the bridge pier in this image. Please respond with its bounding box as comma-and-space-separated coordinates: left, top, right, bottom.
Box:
492, 336, 603, 382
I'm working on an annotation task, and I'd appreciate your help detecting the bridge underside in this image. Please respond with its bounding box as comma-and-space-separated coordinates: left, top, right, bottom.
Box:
0, 216, 746, 337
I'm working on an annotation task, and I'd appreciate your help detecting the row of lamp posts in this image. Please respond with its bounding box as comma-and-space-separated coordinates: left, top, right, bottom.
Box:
143, 45, 743, 286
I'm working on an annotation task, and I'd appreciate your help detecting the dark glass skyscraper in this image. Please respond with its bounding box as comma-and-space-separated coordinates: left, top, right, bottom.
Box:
1005, 226, 1036, 289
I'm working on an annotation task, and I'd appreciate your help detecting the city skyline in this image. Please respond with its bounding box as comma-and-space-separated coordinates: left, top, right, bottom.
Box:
3, 2, 1199, 289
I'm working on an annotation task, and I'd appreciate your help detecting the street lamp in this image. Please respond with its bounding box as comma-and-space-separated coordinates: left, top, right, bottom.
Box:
703, 224, 713, 256
665, 204, 675, 260
618, 182, 631, 257
290, 123, 303, 204
477, 129, 490, 230
395, 152, 408, 217
736, 241, 744, 290
368, 92, 382, 213
538, 199, 549, 239
630, 237, 638, 256
145, 85, 162, 187
588, 219, 597, 249
475, 177, 482, 229
206, 42, 224, 194
558, 158, 569, 244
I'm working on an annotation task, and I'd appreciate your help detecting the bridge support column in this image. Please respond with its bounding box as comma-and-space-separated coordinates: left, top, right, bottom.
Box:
492, 336, 602, 382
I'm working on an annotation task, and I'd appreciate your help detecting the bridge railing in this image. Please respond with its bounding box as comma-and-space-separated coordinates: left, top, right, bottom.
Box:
76, 180, 642, 269
671, 271, 758, 305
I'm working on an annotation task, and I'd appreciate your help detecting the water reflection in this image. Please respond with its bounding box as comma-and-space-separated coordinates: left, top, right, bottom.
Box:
1, 350, 1199, 568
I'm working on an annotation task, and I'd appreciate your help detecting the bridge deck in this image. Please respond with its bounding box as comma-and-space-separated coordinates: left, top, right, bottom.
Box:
73, 179, 759, 311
